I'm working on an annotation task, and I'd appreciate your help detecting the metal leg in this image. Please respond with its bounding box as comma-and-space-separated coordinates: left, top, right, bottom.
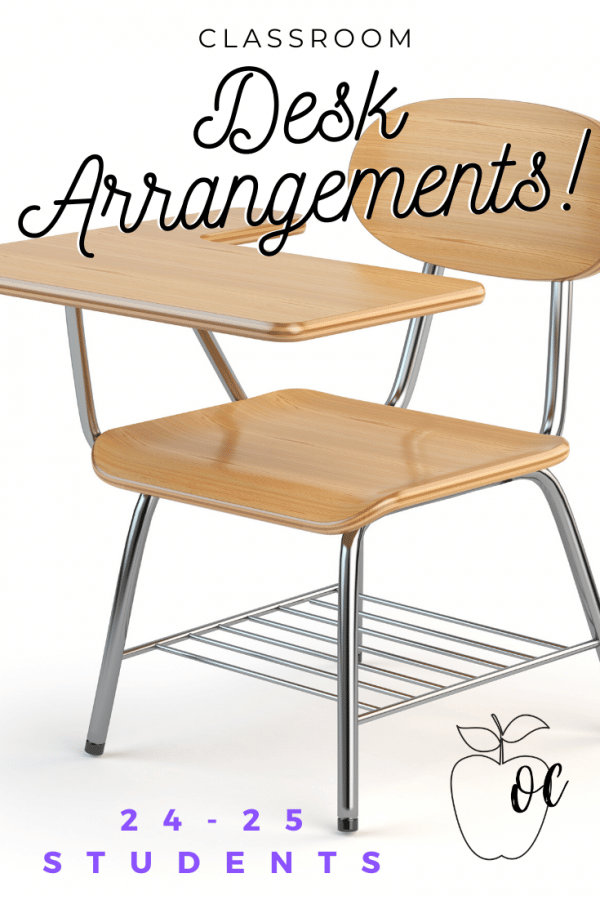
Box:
338, 528, 366, 832
85, 494, 159, 755
357, 531, 365, 665
520, 470, 600, 658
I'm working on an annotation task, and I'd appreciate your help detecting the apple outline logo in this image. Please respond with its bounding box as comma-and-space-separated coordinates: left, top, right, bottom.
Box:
450, 713, 568, 860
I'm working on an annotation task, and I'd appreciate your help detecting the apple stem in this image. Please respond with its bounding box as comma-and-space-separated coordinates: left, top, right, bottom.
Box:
491, 713, 504, 764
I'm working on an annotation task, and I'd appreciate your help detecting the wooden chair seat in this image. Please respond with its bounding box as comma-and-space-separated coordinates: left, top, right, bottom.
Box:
92, 389, 569, 534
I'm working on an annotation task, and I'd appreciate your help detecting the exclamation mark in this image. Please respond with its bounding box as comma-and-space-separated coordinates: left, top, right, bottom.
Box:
562, 128, 591, 210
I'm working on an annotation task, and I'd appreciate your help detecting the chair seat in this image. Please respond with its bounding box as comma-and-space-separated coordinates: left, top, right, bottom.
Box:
92, 389, 569, 534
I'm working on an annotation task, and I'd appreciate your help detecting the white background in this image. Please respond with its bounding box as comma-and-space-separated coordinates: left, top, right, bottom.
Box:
1, 0, 600, 896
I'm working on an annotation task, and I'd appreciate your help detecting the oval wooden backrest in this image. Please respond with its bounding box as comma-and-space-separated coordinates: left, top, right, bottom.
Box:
349, 99, 600, 281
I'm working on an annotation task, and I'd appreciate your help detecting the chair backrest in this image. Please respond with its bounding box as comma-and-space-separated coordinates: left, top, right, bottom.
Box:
349, 99, 600, 281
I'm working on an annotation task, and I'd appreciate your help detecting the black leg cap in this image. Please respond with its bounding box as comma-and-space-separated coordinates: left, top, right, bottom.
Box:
338, 817, 358, 833
85, 740, 105, 756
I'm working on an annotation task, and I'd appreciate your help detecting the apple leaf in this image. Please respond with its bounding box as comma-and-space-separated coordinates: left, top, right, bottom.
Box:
456, 725, 501, 752
501, 714, 549, 743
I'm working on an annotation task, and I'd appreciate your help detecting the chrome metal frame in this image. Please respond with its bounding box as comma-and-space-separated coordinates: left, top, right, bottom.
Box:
522, 469, 600, 653
193, 328, 247, 401
65, 307, 101, 447
70, 260, 598, 834
84, 470, 600, 830
85, 494, 158, 755
65, 310, 248, 449
540, 281, 572, 437
385, 263, 444, 408
337, 528, 365, 832
116, 507, 597, 720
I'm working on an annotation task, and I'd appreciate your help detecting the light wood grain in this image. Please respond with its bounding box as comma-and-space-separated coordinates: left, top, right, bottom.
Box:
195, 208, 305, 244
0, 221, 483, 340
92, 389, 569, 534
350, 99, 600, 281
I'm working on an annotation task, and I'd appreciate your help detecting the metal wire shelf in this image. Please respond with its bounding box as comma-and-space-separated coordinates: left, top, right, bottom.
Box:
123, 584, 598, 724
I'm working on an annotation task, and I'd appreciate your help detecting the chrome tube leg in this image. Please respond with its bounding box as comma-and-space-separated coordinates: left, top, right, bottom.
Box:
521, 470, 600, 660
338, 528, 366, 833
357, 530, 366, 664
85, 494, 159, 755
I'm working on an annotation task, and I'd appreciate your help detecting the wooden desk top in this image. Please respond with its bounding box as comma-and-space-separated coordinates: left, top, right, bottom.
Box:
0, 217, 484, 341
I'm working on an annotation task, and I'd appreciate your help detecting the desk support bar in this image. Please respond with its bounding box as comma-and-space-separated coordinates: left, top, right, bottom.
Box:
193, 329, 247, 401
385, 262, 445, 407
65, 307, 101, 447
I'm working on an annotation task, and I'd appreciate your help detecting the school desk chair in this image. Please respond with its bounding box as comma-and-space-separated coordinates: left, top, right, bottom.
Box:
1, 99, 598, 834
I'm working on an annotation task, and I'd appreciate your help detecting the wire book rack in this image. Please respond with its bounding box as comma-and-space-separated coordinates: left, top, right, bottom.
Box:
123, 584, 598, 723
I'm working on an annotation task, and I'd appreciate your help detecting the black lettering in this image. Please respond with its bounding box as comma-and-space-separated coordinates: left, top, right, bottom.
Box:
259, 170, 349, 249
199, 29, 216, 48
354, 72, 406, 140
362, 29, 381, 48
101, 174, 145, 232
243, 29, 261, 48
172, 177, 220, 230
256, 172, 307, 256
306, 170, 347, 222
267, 29, 282, 48
478, 143, 517, 213
511, 765, 535, 813
193, 67, 278, 154
509, 151, 550, 212
18, 154, 104, 258
335, 29, 354, 48
143, 174, 173, 230
284, 83, 354, 145
390, 28, 410, 48
224, 29, 237, 48
398, 165, 448, 218
289, 29, 303, 48
312, 29, 326, 48
343, 167, 405, 220
318, 82, 354, 142
284, 93, 318, 143
542, 763, 568, 808
211, 175, 260, 229
437, 163, 484, 216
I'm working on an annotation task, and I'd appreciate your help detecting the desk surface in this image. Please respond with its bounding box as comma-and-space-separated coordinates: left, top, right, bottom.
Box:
0, 216, 484, 341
